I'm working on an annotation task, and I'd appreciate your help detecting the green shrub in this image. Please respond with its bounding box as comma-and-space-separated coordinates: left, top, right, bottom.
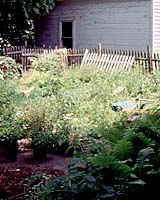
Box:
30, 112, 55, 149
19, 97, 56, 149
27, 107, 160, 200
0, 80, 26, 142
0, 80, 19, 113
0, 56, 22, 79
0, 108, 25, 142
30, 52, 62, 75
34, 76, 63, 97
2, 63, 158, 198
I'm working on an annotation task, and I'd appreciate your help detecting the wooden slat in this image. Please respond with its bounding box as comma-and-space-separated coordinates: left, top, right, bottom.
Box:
80, 49, 89, 67
113, 54, 124, 73
98, 54, 106, 70
108, 54, 119, 72
92, 53, 99, 67
4, 45, 160, 73
100, 54, 108, 70
106, 54, 116, 72
120, 55, 129, 71
102, 54, 112, 71
110, 54, 121, 73
81, 50, 135, 73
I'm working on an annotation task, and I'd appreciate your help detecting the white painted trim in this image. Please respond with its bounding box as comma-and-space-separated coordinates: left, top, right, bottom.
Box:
59, 21, 62, 47
59, 17, 76, 48
151, 0, 154, 52
72, 20, 76, 48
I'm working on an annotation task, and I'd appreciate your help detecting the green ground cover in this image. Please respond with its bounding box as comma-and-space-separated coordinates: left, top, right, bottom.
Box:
0, 54, 160, 199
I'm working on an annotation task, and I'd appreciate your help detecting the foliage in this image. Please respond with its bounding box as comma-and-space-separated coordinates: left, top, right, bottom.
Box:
19, 98, 55, 149
19, 66, 160, 155
1, 57, 160, 198
0, 1, 31, 46
30, 52, 62, 74
25, 67, 160, 198
28, 158, 125, 200
0, 80, 21, 115
0, 56, 22, 79
21, 0, 56, 19
0, 108, 25, 142
0, 0, 57, 46
27, 107, 160, 200
0, 80, 25, 142
30, 116, 54, 149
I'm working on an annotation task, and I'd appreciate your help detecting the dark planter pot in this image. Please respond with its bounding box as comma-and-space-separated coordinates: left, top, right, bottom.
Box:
2, 140, 18, 162
33, 146, 48, 161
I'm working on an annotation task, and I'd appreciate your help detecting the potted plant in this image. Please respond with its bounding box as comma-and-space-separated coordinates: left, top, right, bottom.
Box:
0, 108, 25, 162
0, 80, 25, 162
30, 113, 55, 161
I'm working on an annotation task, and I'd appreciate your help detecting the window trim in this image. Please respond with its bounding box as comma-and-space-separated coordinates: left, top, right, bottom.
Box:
59, 18, 76, 48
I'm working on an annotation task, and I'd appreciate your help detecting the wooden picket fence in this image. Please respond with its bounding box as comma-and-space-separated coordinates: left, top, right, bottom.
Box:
2, 46, 68, 72
2, 45, 160, 73
66, 46, 160, 73
80, 49, 135, 73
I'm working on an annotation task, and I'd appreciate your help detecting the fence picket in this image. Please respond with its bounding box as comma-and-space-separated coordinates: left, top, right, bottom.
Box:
3, 46, 160, 73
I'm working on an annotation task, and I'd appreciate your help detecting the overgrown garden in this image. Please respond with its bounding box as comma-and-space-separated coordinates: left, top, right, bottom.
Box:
0, 53, 160, 199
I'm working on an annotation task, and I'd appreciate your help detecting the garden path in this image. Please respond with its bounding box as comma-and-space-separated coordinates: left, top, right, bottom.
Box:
0, 149, 71, 199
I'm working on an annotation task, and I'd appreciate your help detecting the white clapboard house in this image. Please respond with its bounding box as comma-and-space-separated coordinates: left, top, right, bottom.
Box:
34, 0, 160, 53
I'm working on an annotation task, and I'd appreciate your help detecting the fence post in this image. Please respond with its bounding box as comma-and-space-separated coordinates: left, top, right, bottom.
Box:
43, 44, 46, 54
22, 48, 27, 73
25, 41, 27, 47
147, 46, 153, 72
98, 43, 102, 55
22, 48, 25, 73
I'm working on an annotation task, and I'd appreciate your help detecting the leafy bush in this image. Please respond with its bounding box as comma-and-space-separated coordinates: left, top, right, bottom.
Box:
30, 52, 62, 75
27, 107, 160, 200
1, 59, 160, 198
0, 56, 22, 79
0, 108, 25, 142
24, 67, 160, 155
28, 159, 124, 200
19, 97, 56, 149
0, 80, 19, 114
0, 80, 26, 142
29, 76, 63, 98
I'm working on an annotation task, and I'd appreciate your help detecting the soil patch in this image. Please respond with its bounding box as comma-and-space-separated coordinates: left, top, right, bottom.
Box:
0, 151, 71, 200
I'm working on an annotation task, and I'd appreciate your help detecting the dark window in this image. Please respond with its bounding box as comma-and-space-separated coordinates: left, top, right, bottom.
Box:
62, 22, 73, 48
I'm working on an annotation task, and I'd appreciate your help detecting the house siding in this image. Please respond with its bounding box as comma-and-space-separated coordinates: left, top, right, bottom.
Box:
153, 0, 160, 53
35, 0, 152, 51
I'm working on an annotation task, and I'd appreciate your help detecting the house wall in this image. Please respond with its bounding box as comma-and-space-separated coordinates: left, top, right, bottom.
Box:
152, 0, 160, 53
35, 0, 152, 51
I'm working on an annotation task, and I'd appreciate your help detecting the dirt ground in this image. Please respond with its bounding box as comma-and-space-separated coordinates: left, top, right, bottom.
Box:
0, 148, 71, 200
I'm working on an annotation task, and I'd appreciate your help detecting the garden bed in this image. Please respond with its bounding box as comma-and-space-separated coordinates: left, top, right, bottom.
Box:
0, 151, 70, 200
0, 165, 64, 200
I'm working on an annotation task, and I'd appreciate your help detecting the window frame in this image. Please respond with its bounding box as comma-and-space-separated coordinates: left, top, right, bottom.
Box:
59, 18, 76, 48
